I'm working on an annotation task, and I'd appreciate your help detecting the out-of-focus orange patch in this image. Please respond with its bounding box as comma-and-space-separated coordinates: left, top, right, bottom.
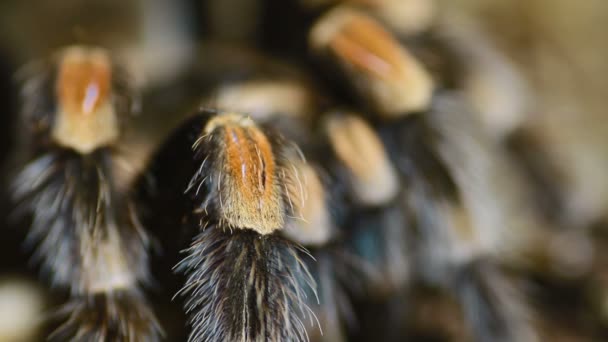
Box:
310, 7, 434, 116
56, 48, 112, 117
50, 47, 119, 154
328, 12, 405, 83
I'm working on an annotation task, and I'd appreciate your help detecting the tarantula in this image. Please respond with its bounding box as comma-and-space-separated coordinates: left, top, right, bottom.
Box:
4, 0, 608, 341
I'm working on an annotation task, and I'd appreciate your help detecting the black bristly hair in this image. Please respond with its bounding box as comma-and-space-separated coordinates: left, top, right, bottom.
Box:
176, 226, 317, 342
50, 290, 161, 342
12, 149, 150, 293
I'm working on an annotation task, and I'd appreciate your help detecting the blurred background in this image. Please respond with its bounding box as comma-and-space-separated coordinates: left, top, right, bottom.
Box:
0, 0, 606, 341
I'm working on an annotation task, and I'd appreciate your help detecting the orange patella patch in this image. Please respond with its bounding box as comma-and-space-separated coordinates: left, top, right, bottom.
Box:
329, 13, 403, 83
57, 47, 111, 117
204, 114, 284, 234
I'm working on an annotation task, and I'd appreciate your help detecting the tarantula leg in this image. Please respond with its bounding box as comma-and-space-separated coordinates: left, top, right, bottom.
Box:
169, 111, 318, 341
13, 45, 161, 341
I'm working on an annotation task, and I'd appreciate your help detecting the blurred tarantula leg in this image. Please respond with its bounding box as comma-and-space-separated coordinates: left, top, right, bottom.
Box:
454, 259, 537, 342
310, 6, 434, 118
419, 196, 536, 342
12, 45, 161, 341
377, 109, 538, 341
282, 158, 364, 342
322, 110, 412, 289
443, 188, 537, 342
278, 111, 411, 341
321, 110, 410, 294
167, 111, 318, 341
